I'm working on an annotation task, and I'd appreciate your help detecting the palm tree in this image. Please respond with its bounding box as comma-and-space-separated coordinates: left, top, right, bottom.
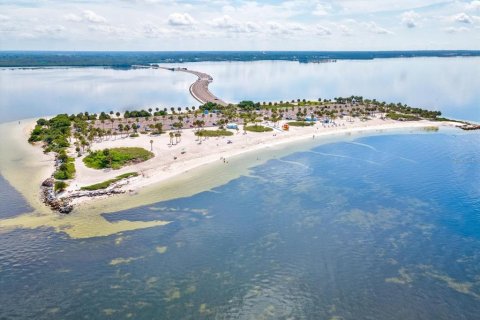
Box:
150, 139, 153, 151
155, 123, 163, 134
169, 132, 174, 145
118, 123, 124, 137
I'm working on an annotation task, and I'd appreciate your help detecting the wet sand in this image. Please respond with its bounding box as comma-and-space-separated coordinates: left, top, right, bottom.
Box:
0, 117, 460, 239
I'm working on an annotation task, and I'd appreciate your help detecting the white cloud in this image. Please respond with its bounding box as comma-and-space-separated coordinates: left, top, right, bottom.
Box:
142, 22, 170, 38
313, 3, 331, 16
316, 25, 332, 36
445, 26, 469, 33
64, 13, 82, 22
265, 21, 308, 36
168, 13, 195, 26
35, 25, 66, 34
364, 21, 393, 34
401, 11, 420, 28
210, 15, 237, 29
1, 0, 478, 50
338, 24, 353, 36
64, 10, 107, 24
453, 12, 472, 24
82, 10, 107, 24
0, 14, 11, 22
466, 1, 480, 12
288, 23, 306, 31
209, 15, 259, 33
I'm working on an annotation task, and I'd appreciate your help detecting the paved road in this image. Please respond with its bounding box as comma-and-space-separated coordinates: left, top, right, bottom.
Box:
157, 66, 228, 106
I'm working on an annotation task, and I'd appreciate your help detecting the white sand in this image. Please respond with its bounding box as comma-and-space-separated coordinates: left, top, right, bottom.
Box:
0, 117, 459, 239
69, 117, 456, 201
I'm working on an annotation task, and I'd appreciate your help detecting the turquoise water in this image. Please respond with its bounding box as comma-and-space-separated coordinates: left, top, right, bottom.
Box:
2, 58, 480, 123
1, 130, 479, 319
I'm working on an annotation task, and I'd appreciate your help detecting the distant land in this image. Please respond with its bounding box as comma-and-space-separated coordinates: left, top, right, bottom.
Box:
1, 50, 479, 68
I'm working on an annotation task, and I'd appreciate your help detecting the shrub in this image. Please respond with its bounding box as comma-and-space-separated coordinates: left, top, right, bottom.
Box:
54, 181, 67, 192
83, 147, 154, 170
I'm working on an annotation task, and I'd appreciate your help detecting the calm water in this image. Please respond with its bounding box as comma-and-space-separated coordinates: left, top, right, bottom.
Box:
1, 58, 479, 318
1, 58, 480, 123
1, 130, 479, 319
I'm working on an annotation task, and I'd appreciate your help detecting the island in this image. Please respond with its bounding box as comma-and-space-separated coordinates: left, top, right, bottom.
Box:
26, 85, 469, 213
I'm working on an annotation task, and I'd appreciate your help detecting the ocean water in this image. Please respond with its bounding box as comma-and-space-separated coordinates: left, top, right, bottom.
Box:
1, 130, 479, 319
1, 58, 480, 123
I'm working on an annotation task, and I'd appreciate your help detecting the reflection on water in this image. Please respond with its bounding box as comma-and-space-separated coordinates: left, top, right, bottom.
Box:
0, 67, 198, 123
201, 58, 480, 122
1, 132, 479, 319
1, 58, 480, 123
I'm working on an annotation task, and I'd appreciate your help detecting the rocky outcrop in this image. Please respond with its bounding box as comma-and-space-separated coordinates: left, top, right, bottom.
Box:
40, 177, 129, 214
41, 179, 73, 214
460, 124, 480, 131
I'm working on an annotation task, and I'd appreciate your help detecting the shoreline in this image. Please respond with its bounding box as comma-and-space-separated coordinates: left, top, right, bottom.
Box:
0, 116, 465, 239
1, 117, 461, 212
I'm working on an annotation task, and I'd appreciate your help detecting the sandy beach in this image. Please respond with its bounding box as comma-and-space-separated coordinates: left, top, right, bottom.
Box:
0, 116, 460, 239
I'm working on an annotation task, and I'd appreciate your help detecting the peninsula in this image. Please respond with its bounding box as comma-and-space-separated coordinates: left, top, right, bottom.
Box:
23, 88, 466, 213
157, 66, 228, 106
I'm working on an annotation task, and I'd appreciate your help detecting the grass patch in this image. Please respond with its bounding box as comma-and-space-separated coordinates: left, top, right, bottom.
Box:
287, 121, 314, 127
83, 147, 154, 170
81, 172, 138, 191
386, 112, 420, 121
244, 125, 273, 132
195, 129, 234, 137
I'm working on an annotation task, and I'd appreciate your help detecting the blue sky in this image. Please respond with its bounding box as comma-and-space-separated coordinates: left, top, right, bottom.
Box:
0, 0, 479, 50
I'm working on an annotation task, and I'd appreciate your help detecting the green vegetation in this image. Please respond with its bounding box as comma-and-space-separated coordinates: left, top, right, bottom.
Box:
83, 147, 154, 170
28, 114, 71, 153
124, 110, 151, 118
199, 102, 220, 111
80, 172, 138, 191
288, 121, 314, 127
54, 159, 76, 180
386, 113, 420, 121
2, 51, 478, 68
237, 100, 260, 111
244, 125, 273, 132
195, 129, 234, 137
52, 150, 76, 180
54, 181, 68, 192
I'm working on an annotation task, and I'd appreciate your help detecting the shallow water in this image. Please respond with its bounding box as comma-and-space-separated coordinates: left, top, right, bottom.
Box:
1, 131, 479, 319
1, 58, 480, 123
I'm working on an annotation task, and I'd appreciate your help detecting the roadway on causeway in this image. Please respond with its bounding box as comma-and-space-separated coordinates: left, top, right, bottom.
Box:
156, 66, 228, 106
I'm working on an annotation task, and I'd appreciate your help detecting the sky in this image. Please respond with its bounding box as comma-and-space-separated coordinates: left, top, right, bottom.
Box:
0, 0, 479, 50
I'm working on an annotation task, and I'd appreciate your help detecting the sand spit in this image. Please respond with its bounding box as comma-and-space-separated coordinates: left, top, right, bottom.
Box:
0, 117, 460, 239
